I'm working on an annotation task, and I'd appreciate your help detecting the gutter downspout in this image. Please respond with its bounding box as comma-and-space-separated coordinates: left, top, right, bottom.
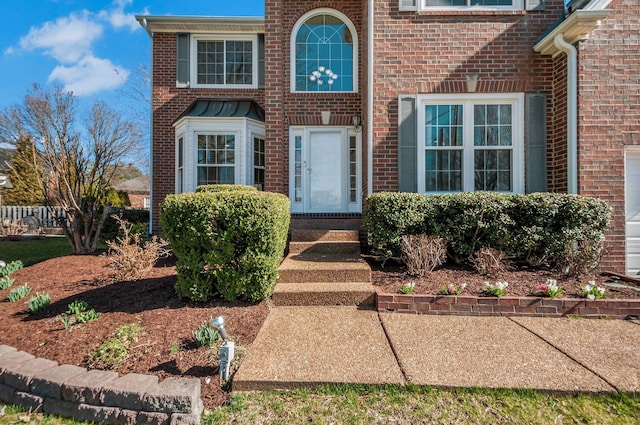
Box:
367, 0, 373, 196
141, 18, 155, 233
553, 33, 578, 194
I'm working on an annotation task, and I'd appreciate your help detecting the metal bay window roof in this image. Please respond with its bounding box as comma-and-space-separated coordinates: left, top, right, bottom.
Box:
174, 98, 265, 124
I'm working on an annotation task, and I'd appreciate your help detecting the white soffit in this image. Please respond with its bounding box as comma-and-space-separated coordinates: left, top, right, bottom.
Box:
534, 9, 610, 57
136, 16, 264, 33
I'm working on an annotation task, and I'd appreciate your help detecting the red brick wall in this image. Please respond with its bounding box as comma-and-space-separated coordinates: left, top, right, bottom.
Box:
150, 32, 265, 233
370, 3, 563, 192
264, 1, 365, 195
576, 0, 640, 271
549, 54, 568, 192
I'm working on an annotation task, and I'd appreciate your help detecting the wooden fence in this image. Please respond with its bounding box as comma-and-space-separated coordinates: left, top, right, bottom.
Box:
0, 206, 66, 228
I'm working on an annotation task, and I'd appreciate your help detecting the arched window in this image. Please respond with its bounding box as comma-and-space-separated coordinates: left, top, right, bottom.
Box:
291, 9, 357, 93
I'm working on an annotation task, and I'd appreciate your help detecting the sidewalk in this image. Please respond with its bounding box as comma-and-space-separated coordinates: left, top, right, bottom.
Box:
233, 307, 640, 393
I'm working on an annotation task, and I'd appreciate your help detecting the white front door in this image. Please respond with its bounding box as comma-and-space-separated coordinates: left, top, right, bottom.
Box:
308, 130, 346, 212
626, 149, 640, 275
290, 127, 361, 214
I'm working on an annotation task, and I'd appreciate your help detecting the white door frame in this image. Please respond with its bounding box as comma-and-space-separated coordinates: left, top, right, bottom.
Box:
625, 147, 640, 275
289, 126, 362, 214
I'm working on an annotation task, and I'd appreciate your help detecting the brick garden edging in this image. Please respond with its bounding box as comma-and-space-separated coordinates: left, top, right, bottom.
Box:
377, 293, 640, 319
0, 345, 203, 424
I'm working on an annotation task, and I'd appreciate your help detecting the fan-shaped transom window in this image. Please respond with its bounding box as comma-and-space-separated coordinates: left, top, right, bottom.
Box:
291, 9, 357, 92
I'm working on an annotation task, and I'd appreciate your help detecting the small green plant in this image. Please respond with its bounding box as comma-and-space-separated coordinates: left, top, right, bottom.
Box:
86, 338, 128, 370
75, 309, 100, 324
581, 280, 606, 300
0, 260, 23, 277
60, 313, 72, 329
193, 321, 221, 348
27, 292, 51, 314
0, 276, 15, 290
7, 283, 31, 302
540, 279, 563, 298
86, 321, 147, 370
398, 282, 415, 295
67, 299, 89, 315
115, 322, 144, 344
439, 283, 467, 296
482, 281, 508, 297
169, 342, 182, 355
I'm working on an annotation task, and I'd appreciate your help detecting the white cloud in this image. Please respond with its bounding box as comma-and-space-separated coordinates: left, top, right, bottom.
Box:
18, 11, 103, 63
99, 0, 141, 32
48, 56, 130, 96
6, 0, 145, 97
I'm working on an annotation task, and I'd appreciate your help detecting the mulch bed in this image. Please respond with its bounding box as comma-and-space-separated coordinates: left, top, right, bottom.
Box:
369, 259, 640, 300
0, 254, 268, 409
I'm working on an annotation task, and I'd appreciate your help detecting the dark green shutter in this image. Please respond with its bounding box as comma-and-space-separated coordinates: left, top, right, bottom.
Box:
258, 34, 265, 88
176, 33, 190, 87
398, 96, 417, 193
525, 93, 547, 193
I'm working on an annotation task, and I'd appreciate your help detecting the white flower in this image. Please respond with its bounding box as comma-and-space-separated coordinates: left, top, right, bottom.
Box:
587, 294, 595, 300
461, 283, 467, 289
0, 261, 5, 268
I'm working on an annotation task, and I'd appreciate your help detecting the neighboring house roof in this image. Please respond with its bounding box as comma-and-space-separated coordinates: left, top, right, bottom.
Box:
113, 175, 150, 194
174, 98, 266, 124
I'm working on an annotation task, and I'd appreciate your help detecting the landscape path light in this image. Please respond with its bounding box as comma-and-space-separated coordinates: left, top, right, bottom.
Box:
210, 316, 234, 382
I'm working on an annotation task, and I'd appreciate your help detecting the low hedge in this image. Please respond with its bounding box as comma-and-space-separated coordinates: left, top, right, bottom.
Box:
364, 192, 611, 267
160, 191, 290, 302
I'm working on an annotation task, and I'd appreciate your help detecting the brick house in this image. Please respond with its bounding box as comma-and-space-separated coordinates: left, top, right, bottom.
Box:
136, 0, 639, 275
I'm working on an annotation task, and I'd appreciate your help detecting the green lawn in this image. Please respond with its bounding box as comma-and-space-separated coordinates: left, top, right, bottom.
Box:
2, 385, 639, 424
203, 385, 640, 424
0, 236, 73, 266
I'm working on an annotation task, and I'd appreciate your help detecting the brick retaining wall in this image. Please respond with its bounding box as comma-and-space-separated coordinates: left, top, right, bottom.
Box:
377, 294, 640, 319
0, 345, 202, 424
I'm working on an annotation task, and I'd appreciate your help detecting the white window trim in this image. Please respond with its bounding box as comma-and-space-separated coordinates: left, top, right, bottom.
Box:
190, 34, 259, 89
416, 93, 524, 194
420, 0, 524, 11
289, 8, 359, 94
175, 133, 185, 194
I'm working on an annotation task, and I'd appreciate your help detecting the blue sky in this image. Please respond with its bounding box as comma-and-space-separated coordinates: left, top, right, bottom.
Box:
0, 0, 264, 112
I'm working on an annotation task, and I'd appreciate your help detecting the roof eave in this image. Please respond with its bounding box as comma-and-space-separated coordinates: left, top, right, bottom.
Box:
135, 15, 264, 33
534, 9, 610, 56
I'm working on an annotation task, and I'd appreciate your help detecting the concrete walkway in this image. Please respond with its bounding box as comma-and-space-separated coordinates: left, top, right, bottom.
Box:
234, 307, 640, 393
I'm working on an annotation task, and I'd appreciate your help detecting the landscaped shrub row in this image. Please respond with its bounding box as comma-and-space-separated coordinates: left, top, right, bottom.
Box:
160, 189, 290, 302
364, 192, 611, 269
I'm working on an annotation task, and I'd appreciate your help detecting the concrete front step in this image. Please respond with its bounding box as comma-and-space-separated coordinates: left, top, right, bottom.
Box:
288, 241, 361, 255
277, 255, 371, 283
272, 282, 376, 306
290, 229, 359, 243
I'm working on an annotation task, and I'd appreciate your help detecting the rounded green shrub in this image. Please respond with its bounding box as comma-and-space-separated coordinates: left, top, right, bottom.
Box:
160, 190, 290, 302
195, 184, 258, 193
